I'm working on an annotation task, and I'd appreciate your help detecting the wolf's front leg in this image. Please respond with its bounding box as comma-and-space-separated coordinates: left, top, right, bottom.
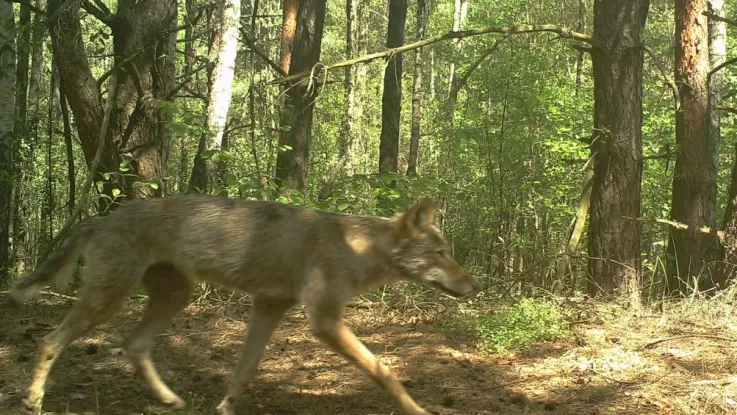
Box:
308, 307, 432, 415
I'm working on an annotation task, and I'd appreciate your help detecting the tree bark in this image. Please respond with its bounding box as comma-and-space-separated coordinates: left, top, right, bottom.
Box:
666, 0, 716, 294
274, 0, 327, 192
0, 1, 15, 283
188, 0, 241, 195
587, 0, 649, 305
378, 0, 407, 211
407, 0, 425, 177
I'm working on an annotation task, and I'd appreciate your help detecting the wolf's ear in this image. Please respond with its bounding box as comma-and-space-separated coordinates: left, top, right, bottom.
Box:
396, 199, 438, 237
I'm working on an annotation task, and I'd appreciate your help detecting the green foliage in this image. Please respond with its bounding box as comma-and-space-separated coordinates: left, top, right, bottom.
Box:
449, 298, 570, 353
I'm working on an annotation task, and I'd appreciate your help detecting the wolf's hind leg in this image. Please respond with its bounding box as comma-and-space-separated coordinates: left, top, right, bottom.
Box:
123, 263, 194, 408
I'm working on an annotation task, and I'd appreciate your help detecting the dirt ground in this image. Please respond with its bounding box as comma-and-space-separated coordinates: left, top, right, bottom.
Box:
2, 292, 737, 415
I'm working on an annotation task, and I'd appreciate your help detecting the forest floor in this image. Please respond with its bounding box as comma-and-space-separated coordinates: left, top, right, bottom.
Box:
1, 288, 737, 415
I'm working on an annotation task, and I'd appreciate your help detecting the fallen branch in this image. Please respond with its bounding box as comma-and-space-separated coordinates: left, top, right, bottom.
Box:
36, 68, 119, 265
270, 24, 593, 85
642, 334, 736, 350
0, 290, 77, 301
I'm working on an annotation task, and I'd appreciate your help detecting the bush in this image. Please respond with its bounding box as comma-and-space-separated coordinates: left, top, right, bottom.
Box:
453, 297, 570, 353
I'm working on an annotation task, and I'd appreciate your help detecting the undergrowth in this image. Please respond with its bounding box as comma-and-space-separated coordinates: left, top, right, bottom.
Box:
446, 296, 570, 353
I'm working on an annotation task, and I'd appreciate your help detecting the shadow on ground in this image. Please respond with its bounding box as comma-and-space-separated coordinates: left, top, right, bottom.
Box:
0, 294, 702, 415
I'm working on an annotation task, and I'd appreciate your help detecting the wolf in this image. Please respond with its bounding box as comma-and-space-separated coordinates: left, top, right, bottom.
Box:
9, 195, 480, 415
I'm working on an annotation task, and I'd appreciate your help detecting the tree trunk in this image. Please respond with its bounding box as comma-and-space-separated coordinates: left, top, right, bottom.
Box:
407, 0, 425, 177
0, 1, 15, 283
378, 0, 407, 211
448, 0, 468, 95
318, 0, 360, 200
188, 0, 241, 195
279, 0, 298, 74
59, 85, 75, 216
11, 3, 31, 274
719, 143, 737, 285
587, 0, 649, 305
274, 0, 327, 192
710, 0, 730, 287
666, 0, 715, 295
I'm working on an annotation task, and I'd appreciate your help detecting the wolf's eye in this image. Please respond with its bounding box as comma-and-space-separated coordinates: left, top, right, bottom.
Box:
436, 249, 445, 256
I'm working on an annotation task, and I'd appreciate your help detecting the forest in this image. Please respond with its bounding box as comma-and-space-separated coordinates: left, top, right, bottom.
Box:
1, 0, 737, 414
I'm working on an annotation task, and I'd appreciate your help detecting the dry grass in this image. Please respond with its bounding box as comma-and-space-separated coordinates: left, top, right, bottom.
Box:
1, 288, 737, 415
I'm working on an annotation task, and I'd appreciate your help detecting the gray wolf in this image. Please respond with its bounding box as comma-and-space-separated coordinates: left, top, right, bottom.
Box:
9, 195, 480, 415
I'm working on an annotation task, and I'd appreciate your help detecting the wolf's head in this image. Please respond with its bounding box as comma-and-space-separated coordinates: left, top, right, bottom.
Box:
392, 200, 480, 298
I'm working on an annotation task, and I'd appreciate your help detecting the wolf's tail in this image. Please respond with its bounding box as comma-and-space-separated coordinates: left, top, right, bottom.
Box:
9, 219, 98, 304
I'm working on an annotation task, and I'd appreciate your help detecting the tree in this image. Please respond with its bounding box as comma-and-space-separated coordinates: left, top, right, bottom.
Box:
378, 0, 408, 210
0, 0, 15, 283
407, 0, 426, 177
587, 0, 650, 303
188, 0, 241, 194
666, 0, 715, 294
710, 0, 730, 287
48, 0, 177, 213
275, 0, 327, 192
318, 0, 361, 200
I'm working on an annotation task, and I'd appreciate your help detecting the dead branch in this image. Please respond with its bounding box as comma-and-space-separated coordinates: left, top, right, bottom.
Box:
643, 45, 679, 111
642, 334, 736, 350
37, 68, 119, 265
270, 24, 593, 85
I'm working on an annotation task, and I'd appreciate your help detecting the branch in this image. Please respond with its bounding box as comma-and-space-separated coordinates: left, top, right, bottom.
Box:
703, 11, 737, 27
164, 64, 208, 100
2, 0, 44, 14
96, 51, 141, 88
166, 1, 211, 34
710, 56, 737, 79
448, 38, 504, 99
643, 45, 679, 111
270, 24, 593, 85
642, 334, 736, 350
717, 106, 737, 116
37, 68, 119, 265
81, 0, 114, 26
623, 216, 724, 242
239, 29, 285, 76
